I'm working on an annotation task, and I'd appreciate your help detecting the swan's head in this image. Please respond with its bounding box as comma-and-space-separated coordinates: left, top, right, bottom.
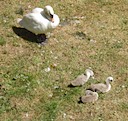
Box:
44, 5, 54, 22
85, 90, 93, 95
106, 76, 114, 82
85, 69, 94, 78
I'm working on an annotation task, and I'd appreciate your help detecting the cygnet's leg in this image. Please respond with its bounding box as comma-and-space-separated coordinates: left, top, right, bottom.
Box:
37, 34, 48, 45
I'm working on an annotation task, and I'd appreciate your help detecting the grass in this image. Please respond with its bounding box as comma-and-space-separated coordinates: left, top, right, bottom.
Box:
0, 0, 128, 121
0, 36, 6, 46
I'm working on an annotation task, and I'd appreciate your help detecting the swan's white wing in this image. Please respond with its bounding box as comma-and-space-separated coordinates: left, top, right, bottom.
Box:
32, 8, 44, 13
19, 13, 48, 34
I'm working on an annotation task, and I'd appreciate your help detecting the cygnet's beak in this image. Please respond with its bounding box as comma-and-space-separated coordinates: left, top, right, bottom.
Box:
91, 75, 94, 79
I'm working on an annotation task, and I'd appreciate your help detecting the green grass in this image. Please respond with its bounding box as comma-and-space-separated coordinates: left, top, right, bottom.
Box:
0, 0, 128, 121
119, 102, 128, 111
0, 36, 6, 46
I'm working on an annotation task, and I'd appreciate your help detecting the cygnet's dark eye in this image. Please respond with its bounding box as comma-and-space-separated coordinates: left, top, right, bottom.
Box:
110, 79, 113, 82
50, 13, 53, 18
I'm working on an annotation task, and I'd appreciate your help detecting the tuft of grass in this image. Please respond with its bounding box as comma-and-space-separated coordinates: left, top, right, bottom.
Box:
0, 36, 6, 46
0, 96, 11, 114
7, 73, 36, 97
119, 102, 128, 111
42, 101, 58, 121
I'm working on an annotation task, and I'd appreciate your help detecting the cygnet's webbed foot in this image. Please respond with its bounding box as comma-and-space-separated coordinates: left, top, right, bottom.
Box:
37, 34, 48, 45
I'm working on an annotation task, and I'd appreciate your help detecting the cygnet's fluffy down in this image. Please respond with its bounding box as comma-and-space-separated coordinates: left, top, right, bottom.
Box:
88, 77, 114, 93
70, 69, 94, 86
17, 5, 60, 42
80, 90, 98, 103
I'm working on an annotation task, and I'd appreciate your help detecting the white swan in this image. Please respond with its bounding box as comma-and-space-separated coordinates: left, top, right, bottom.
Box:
32, 7, 44, 13
70, 69, 94, 87
88, 77, 114, 93
17, 5, 60, 43
80, 90, 98, 103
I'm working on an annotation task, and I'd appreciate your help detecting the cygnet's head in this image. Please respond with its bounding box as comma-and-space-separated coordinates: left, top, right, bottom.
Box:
85, 69, 94, 78
85, 90, 93, 95
44, 5, 54, 22
106, 76, 114, 82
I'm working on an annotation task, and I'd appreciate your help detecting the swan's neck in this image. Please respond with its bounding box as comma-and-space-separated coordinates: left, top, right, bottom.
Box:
106, 80, 111, 91
85, 72, 91, 80
94, 92, 98, 100
41, 11, 51, 20
48, 14, 60, 29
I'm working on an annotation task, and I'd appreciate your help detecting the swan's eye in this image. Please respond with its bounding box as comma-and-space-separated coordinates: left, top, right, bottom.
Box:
110, 79, 113, 82
50, 13, 53, 18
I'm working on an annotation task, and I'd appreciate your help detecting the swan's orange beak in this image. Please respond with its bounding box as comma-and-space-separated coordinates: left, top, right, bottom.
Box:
51, 18, 54, 23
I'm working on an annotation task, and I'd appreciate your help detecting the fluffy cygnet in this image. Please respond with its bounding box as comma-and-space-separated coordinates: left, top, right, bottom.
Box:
70, 69, 94, 87
88, 76, 114, 93
80, 90, 99, 103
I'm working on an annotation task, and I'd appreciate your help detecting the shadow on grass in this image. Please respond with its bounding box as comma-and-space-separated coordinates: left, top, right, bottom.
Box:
12, 26, 47, 44
12, 26, 38, 43
68, 84, 76, 88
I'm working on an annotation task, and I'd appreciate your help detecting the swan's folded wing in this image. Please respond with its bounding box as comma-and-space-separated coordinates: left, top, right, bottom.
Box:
32, 8, 44, 13
19, 13, 48, 34
23, 13, 46, 25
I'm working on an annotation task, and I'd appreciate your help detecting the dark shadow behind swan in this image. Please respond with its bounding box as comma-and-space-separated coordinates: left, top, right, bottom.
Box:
12, 26, 46, 43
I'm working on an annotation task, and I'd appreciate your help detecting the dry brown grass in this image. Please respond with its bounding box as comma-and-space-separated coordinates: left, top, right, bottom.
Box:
0, 0, 128, 121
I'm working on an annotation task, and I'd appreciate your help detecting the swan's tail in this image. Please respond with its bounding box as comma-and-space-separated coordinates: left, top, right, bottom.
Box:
17, 18, 24, 27
17, 18, 22, 23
